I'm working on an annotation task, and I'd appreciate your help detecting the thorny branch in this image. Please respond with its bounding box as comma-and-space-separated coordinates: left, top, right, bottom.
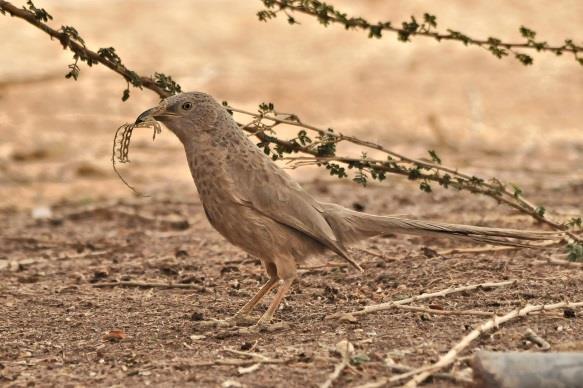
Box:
258, 0, 583, 67
0, 0, 175, 101
1, 1, 581, 255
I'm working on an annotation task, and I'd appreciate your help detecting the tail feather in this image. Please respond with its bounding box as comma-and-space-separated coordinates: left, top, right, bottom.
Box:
321, 203, 562, 248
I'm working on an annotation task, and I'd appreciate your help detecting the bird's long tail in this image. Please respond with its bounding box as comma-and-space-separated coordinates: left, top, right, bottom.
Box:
321, 203, 562, 248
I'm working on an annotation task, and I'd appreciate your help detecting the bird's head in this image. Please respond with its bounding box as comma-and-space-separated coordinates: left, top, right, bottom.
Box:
135, 91, 222, 143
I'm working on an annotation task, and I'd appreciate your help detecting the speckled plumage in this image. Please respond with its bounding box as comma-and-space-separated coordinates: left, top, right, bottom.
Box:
136, 92, 558, 323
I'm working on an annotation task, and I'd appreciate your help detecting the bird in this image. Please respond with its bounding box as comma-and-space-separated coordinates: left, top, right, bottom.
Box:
134, 91, 558, 325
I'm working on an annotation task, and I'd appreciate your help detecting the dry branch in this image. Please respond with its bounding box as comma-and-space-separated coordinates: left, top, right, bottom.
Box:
396, 301, 583, 387
327, 280, 516, 319
320, 340, 354, 388
178, 355, 288, 368
356, 360, 472, 388
394, 304, 494, 317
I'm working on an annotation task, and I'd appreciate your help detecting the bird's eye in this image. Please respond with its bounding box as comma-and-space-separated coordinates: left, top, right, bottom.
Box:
182, 102, 193, 110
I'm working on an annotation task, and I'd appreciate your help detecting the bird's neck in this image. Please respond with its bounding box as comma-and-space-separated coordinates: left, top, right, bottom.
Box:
181, 131, 257, 201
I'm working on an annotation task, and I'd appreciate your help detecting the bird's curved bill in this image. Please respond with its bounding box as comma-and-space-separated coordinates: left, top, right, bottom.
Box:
135, 106, 179, 124
135, 108, 158, 124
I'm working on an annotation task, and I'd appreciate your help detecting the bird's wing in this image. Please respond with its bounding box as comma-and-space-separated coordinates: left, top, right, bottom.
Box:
226, 155, 362, 270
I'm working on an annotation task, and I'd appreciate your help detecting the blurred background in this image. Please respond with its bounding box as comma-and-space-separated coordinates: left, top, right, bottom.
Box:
0, 0, 582, 210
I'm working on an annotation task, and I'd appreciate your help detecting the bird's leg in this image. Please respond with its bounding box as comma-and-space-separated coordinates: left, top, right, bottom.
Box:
256, 277, 295, 325
233, 276, 278, 317
193, 276, 278, 327
194, 273, 278, 329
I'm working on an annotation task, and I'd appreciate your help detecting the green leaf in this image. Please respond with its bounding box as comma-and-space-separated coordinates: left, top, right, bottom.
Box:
24, 0, 53, 22
427, 150, 441, 164
353, 171, 368, 186
368, 24, 383, 39
423, 13, 437, 28
65, 61, 80, 80
259, 102, 275, 114
519, 26, 536, 39
351, 354, 370, 366
154, 72, 181, 95
419, 181, 432, 193
510, 183, 523, 198
515, 53, 533, 65
566, 217, 582, 228
257, 10, 277, 22
567, 243, 583, 262
98, 47, 122, 65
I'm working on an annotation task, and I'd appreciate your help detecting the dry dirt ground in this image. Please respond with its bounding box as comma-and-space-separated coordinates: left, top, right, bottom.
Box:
1, 1, 583, 387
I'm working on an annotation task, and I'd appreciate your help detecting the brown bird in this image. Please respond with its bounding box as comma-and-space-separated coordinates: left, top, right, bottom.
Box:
135, 92, 557, 325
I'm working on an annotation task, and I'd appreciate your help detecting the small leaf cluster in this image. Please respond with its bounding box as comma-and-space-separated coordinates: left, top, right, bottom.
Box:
567, 243, 583, 262
397, 14, 437, 42
58, 26, 97, 80
97, 47, 144, 100
315, 129, 337, 157
153, 72, 182, 96
23, 0, 51, 22
566, 217, 582, 229
259, 102, 275, 114
427, 150, 441, 164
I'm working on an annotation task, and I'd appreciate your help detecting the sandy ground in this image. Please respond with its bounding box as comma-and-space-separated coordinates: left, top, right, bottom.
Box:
1, 0, 582, 387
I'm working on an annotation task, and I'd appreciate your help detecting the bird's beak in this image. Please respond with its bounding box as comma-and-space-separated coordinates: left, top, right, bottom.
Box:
135, 107, 157, 124
135, 106, 169, 125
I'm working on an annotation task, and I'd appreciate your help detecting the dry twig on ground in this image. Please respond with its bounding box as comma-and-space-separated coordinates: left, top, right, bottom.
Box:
168, 350, 289, 368
534, 256, 583, 268
92, 281, 205, 291
327, 280, 516, 319
394, 304, 494, 317
320, 340, 354, 388
524, 328, 551, 351
356, 360, 472, 387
